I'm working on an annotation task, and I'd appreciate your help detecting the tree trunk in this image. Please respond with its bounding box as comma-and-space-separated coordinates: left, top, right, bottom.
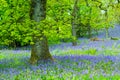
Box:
71, 25, 77, 46
71, 0, 79, 46
88, 23, 91, 38
105, 27, 109, 38
29, 0, 53, 64
85, 0, 92, 38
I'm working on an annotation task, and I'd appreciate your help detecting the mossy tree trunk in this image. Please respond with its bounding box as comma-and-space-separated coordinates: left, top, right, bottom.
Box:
29, 0, 53, 64
71, 0, 79, 46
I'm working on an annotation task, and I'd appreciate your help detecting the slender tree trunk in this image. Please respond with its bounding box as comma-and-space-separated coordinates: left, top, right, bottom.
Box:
105, 10, 110, 38
71, 24, 77, 46
88, 23, 91, 38
71, 0, 79, 46
85, 0, 92, 38
29, 0, 53, 64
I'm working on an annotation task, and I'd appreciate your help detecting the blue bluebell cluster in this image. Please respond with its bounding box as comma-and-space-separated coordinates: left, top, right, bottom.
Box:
1, 53, 120, 79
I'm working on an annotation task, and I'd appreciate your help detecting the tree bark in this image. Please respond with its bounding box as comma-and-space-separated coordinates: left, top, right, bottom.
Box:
29, 0, 53, 64
71, 0, 79, 46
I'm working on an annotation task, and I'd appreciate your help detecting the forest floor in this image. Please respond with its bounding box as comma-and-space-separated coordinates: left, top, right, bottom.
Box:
1, 25, 120, 80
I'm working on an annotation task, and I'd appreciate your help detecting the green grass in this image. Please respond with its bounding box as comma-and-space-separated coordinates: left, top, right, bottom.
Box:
52, 47, 120, 56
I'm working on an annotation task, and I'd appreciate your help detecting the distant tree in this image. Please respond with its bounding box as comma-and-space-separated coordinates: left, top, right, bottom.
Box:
75, 0, 119, 38
92, 0, 120, 38
115, 0, 120, 24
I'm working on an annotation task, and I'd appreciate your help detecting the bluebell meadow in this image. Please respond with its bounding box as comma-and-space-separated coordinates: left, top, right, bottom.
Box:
1, 48, 120, 80
1, 26, 120, 80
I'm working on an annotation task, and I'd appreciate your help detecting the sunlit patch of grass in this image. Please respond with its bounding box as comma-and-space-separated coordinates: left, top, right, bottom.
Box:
52, 48, 98, 56
102, 49, 120, 55
84, 48, 98, 55
52, 47, 120, 56
52, 49, 92, 56
0, 54, 5, 60
99, 43, 120, 55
